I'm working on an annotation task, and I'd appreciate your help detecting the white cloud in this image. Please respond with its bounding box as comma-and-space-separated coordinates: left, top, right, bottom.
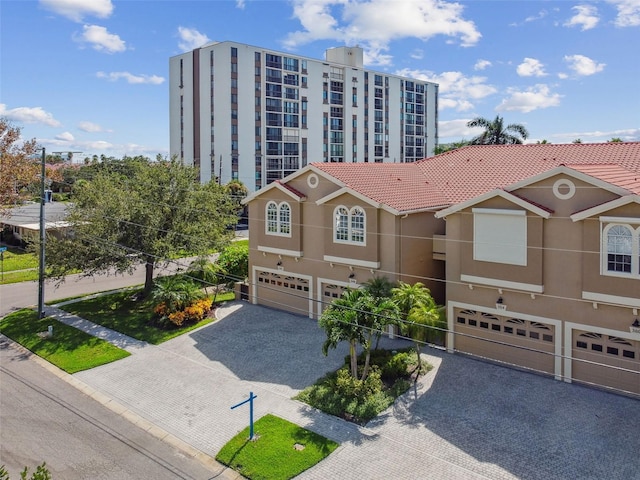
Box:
564, 54, 606, 76
0, 104, 62, 127
283, 0, 480, 65
78, 121, 106, 132
496, 84, 562, 113
396, 69, 496, 112
474, 59, 491, 71
236, 0, 246, 9
564, 5, 600, 30
607, 0, 640, 27
525, 9, 548, 22
40, 0, 113, 22
551, 127, 640, 142
96, 71, 165, 85
438, 118, 478, 139
76, 25, 126, 53
55, 131, 75, 142
410, 49, 424, 60
177, 27, 211, 52
517, 57, 547, 77
557, 72, 569, 79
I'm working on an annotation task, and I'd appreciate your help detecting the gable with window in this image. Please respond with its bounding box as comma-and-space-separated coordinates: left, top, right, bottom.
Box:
334, 205, 365, 245
266, 201, 291, 236
602, 218, 640, 278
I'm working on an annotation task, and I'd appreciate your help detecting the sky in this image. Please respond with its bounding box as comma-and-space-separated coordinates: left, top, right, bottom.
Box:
1, 0, 639, 161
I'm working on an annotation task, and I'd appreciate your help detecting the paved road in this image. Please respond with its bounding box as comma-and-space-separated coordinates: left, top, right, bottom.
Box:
72, 302, 640, 480
0, 258, 194, 318
0, 337, 225, 480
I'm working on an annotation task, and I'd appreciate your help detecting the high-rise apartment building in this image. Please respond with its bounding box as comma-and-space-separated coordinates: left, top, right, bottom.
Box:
169, 41, 438, 191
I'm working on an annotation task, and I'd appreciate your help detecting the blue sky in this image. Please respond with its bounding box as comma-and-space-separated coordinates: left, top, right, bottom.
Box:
2, 0, 639, 160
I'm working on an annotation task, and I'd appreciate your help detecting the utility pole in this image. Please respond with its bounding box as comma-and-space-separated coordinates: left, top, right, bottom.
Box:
38, 147, 46, 319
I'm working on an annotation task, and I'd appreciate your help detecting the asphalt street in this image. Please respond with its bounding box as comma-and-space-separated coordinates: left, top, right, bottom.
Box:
0, 337, 223, 479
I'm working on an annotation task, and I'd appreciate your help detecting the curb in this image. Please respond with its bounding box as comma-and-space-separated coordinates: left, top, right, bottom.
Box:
0, 334, 243, 479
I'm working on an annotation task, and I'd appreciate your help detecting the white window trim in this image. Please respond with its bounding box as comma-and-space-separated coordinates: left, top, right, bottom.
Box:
333, 205, 366, 246
600, 218, 640, 280
265, 201, 292, 237
473, 208, 527, 266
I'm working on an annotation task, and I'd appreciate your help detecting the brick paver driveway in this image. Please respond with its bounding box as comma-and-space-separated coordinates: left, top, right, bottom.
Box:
76, 302, 640, 479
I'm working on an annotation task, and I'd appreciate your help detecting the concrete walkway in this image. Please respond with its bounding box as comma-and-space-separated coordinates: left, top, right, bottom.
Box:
44, 305, 148, 353
42, 301, 640, 480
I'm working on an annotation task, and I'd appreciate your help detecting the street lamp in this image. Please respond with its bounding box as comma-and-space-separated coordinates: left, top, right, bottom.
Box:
37, 147, 46, 318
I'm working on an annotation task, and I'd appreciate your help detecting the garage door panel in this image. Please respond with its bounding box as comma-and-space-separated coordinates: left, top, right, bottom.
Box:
455, 309, 555, 375
256, 271, 310, 316
572, 331, 640, 395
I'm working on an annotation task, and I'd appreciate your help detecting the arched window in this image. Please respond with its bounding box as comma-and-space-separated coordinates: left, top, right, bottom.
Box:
602, 222, 640, 277
334, 205, 366, 244
606, 224, 632, 273
265, 201, 291, 236
279, 203, 290, 234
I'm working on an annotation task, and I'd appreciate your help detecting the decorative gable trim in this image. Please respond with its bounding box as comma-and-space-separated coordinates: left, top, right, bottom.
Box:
316, 186, 382, 209
505, 165, 631, 197
242, 179, 307, 204
570, 195, 640, 222
435, 189, 552, 219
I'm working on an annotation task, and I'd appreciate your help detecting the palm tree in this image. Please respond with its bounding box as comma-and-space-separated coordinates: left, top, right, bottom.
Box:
467, 115, 529, 145
187, 256, 221, 298
319, 288, 400, 381
392, 282, 442, 373
319, 289, 367, 378
152, 276, 204, 313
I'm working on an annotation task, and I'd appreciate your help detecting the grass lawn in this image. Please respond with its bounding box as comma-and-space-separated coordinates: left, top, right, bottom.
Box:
1, 269, 38, 284
216, 414, 339, 480
61, 288, 235, 344
295, 348, 432, 425
1, 247, 38, 271
0, 309, 130, 374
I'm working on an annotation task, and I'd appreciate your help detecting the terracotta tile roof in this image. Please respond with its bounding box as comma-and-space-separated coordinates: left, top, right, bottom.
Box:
566, 164, 640, 194
311, 143, 640, 213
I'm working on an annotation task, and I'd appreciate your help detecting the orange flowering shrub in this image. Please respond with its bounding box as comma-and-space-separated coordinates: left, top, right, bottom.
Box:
155, 297, 214, 327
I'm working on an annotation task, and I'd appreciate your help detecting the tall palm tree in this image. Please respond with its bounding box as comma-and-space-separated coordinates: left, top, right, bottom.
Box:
392, 282, 442, 373
467, 115, 529, 145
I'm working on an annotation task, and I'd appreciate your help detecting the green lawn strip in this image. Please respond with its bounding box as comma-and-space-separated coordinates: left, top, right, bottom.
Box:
0, 248, 38, 272
61, 289, 236, 344
0, 269, 38, 285
0, 309, 129, 374
295, 349, 432, 425
216, 414, 339, 480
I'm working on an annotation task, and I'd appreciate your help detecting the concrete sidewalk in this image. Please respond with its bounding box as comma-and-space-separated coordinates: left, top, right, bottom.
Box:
44, 305, 148, 353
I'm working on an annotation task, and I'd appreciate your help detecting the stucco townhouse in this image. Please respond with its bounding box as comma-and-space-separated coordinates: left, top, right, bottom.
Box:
242, 142, 640, 395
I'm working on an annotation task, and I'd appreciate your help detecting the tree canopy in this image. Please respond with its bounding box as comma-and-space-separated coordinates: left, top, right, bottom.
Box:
46, 156, 238, 296
1, 119, 39, 211
467, 115, 529, 145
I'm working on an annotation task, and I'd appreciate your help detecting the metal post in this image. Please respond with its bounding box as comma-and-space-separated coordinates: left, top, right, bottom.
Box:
38, 147, 46, 319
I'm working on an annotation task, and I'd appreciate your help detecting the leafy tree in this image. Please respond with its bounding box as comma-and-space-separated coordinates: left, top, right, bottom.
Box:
608, 137, 623, 143
0, 118, 38, 211
46, 156, 238, 297
392, 282, 443, 373
319, 288, 400, 381
0, 119, 63, 211
536, 139, 551, 144
467, 115, 529, 145
572, 138, 583, 144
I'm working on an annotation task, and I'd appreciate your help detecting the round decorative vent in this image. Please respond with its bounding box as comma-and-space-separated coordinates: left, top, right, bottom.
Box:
552, 178, 575, 200
307, 173, 319, 188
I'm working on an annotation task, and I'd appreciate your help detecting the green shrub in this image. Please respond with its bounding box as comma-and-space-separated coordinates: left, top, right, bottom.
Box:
216, 242, 248, 286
